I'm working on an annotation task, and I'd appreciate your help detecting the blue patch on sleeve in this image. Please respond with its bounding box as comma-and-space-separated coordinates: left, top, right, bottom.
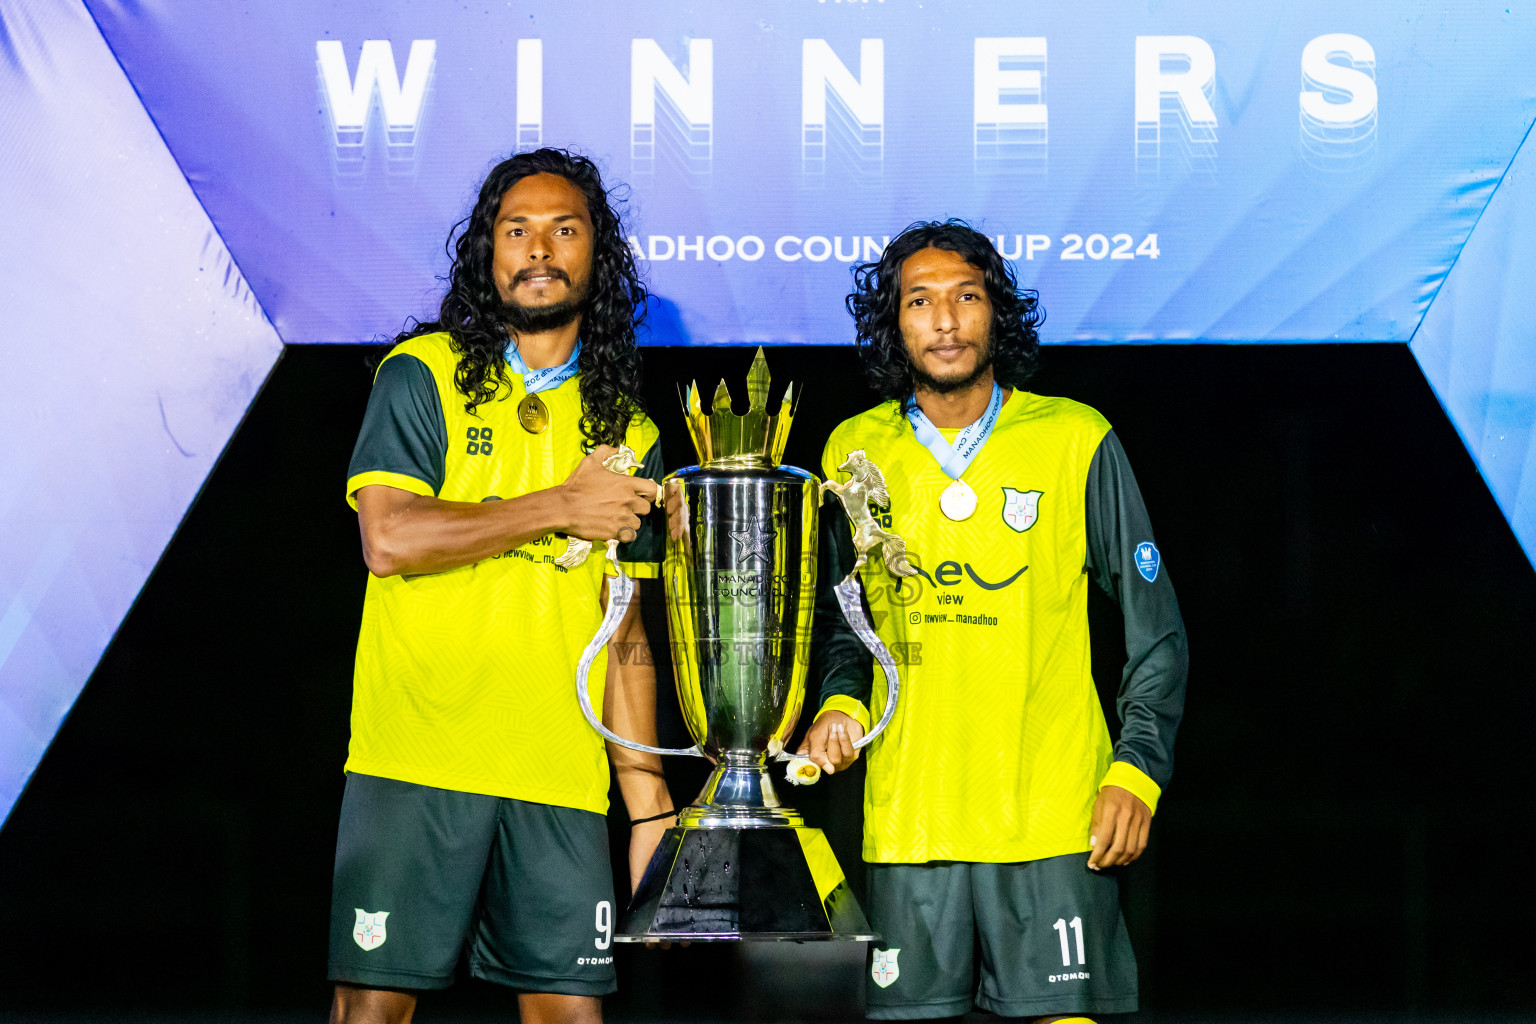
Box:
1134, 541, 1161, 582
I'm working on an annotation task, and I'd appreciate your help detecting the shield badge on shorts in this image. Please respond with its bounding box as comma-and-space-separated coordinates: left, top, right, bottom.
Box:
1001, 488, 1043, 533
353, 909, 389, 951
871, 947, 901, 988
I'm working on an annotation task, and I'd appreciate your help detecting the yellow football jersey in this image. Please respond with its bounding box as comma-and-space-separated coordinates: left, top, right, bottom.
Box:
343, 332, 662, 812
816, 390, 1176, 864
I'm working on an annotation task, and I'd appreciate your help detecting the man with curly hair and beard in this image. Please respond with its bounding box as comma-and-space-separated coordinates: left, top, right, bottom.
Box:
799, 221, 1188, 1024
326, 149, 675, 1024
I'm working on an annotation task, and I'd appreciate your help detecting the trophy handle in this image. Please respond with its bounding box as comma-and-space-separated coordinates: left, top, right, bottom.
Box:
820, 450, 918, 752
831, 577, 901, 750
575, 557, 705, 759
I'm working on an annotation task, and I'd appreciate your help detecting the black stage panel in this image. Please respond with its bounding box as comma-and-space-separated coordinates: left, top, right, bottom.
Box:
0, 344, 1531, 1019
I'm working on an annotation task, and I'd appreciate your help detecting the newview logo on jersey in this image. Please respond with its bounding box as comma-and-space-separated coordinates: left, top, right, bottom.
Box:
898, 559, 1029, 594
316, 33, 1378, 177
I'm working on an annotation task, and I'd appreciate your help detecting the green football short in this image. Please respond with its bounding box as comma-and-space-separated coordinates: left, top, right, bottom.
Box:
327, 772, 618, 995
865, 855, 1137, 1019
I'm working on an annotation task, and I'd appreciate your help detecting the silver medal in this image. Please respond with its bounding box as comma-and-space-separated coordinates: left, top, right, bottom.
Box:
939, 478, 978, 521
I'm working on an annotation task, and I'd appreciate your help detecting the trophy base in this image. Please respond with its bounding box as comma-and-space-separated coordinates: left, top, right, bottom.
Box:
617, 824, 876, 942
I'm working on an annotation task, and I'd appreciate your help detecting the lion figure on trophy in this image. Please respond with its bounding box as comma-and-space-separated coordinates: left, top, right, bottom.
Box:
821, 449, 918, 581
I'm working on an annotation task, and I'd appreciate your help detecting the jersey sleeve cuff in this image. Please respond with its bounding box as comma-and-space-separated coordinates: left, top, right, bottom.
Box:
346, 470, 436, 510
1099, 760, 1162, 815
814, 695, 871, 733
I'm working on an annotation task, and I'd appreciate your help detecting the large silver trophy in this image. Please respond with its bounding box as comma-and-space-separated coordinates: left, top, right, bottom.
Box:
573, 349, 915, 941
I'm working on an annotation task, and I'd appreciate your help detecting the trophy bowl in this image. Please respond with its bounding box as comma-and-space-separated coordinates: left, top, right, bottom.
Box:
664, 462, 817, 824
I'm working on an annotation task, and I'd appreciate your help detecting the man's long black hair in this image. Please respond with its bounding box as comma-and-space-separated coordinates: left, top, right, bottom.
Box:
846, 220, 1044, 404
395, 148, 647, 447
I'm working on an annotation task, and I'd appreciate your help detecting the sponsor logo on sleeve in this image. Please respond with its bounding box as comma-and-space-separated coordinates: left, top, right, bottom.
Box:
1135, 541, 1161, 582
353, 909, 389, 950
1001, 488, 1043, 532
871, 947, 901, 987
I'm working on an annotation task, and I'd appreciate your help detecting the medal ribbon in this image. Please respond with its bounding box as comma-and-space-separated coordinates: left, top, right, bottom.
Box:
506, 338, 582, 395
906, 383, 1004, 480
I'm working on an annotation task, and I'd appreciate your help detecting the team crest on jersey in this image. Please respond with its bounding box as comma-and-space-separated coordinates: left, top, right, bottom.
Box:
353, 909, 389, 951
1135, 541, 1161, 582
1001, 488, 1043, 532
871, 947, 901, 987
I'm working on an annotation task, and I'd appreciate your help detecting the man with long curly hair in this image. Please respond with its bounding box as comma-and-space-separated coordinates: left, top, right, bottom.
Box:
326, 149, 674, 1024
801, 221, 1188, 1024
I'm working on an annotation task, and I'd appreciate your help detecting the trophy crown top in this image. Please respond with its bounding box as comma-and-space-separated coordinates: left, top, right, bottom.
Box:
682, 346, 798, 470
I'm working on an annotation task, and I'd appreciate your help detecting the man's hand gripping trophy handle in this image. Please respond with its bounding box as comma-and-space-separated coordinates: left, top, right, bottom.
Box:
553, 445, 662, 567
796, 449, 919, 779
570, 446, 704, 758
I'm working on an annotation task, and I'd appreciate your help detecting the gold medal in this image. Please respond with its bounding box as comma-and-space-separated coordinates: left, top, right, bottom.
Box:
517, 394, 549, 433
939, 478, 978, 521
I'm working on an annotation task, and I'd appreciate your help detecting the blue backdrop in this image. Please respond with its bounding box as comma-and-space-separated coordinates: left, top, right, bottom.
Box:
85, 1, 1536, 345
1, 0, 1533, 827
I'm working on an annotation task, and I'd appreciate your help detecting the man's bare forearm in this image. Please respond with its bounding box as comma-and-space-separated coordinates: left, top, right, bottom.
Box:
357, 484, 570, 577
604, 583, 675, 819
612, 750, 673, 819
356, 445, 658, 578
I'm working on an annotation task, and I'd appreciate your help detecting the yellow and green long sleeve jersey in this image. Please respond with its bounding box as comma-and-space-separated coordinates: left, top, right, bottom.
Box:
811, 391, 1188, 864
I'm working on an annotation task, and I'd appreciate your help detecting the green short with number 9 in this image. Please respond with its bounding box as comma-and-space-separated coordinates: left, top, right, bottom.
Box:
328, 772, 618, 994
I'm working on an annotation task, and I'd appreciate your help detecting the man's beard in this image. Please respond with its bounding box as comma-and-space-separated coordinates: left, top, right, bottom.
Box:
500, 271, 591, 334
910, 337, 994, 395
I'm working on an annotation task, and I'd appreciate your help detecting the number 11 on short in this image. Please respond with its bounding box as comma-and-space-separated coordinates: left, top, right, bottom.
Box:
1052, 916, 1085, 967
